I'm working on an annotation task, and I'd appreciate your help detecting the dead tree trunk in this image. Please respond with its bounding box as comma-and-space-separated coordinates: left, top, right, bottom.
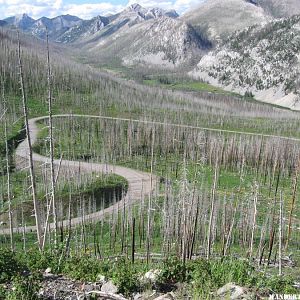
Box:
285, 159, 299, 250
5, 121, 14, 251
279, 191, 283, 276
17, 32, 43, 250
2, 81, 14, 251
46, 30, 58, 246
207, 158, 219, 259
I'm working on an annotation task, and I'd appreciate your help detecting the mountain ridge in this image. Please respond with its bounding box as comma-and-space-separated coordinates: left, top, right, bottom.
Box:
1, 4, 179, 43
2, 0, 300, 108
1, 3, 207, 68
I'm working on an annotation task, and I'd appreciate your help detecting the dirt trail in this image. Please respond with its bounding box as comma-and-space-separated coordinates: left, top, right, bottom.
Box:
2, 113, 300, 235
1, 115, 157, 235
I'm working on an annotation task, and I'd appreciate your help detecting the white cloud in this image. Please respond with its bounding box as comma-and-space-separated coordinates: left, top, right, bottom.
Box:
1, 0, 65, 18
0, 0, 203, 19
5, 3, 56, 19
0, 0, 126, 19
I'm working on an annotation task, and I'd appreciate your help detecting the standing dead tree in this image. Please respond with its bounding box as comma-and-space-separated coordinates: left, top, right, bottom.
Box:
285, 157, 300, 250
17, 32, 43, 250
1, 77, 14, 251
46, 30, 58, 246
207, 156, 219, 259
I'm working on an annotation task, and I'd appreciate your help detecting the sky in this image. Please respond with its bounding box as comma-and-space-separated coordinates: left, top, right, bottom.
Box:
0, 0, 201, 20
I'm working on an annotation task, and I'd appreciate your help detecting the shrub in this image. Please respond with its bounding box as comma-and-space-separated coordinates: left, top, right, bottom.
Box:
0, 249, 25, 284
17, 249, 61, 274
6, 273, 41, 300
190, 258, 257, 295
257, 275, 298, 294
63, 255, 110, 282
110, 259, 140, 296
158, 257, 189, 285
209, 258, 256, 288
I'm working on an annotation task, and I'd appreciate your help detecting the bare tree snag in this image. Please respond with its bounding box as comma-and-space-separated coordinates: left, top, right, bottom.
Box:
17, 32, 43, 250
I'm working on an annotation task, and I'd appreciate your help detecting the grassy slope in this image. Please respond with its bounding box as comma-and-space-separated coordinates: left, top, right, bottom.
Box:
0, 29, 300, 297
143, 78, 237, 96
31, 117, 300, 256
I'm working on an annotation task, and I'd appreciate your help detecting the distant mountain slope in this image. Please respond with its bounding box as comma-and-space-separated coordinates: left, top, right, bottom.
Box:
182, 0, 271, 42
256, 0, 300, 18
123, 17, 209, 67
4, 13, 35, 30
190, 15, 300, 109
1, 4, 178, 43
1, 4, 207, 68
80, 4, 179, 42
79, 15, 211, 68
4, 14, 83, 41
63, 4, 207, 68
56, 16, 110, 43
31, 15, 83, 40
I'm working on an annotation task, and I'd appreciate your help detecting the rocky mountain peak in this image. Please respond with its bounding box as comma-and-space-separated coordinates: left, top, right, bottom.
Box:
15, 13, 32, 20
5, 13, 35, 30
124, 4, 178, 20
128, 3, 143, 12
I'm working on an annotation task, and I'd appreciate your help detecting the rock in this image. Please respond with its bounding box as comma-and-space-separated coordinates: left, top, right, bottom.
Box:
96, 274, 106, 284
217, 283, 251, 299
101, 280, 118, 294
133, 293, 143, 300
43, 273, 60, 280
153, 293, 175, 300
142, 269, 162, 284
44, 267, 52, 274
136, 291, 160, 300
82, 283, 100, 292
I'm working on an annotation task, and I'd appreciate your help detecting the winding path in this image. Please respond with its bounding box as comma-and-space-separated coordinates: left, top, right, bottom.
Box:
1, 115, 157, 235
2, 113, 300, 235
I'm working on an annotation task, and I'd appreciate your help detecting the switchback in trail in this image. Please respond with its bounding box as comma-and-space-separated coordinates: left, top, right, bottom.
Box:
1, 115, 157, 235
2, 113, 300, 235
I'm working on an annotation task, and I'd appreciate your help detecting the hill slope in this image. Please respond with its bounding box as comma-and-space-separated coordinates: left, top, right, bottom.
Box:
81, 16, 211, 68
182, 0, 271, 42
256, 0, 300, 18
190, 15, 300, 109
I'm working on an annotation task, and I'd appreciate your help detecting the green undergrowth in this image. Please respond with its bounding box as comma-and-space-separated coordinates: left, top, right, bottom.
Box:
27, 116, 300, 278
0, 248, 297, 299
143, 78, 237, 97
0, 118, 25, 175
0, 171, 128, 226
4, 82, 300, 142
32, 118, 296, 216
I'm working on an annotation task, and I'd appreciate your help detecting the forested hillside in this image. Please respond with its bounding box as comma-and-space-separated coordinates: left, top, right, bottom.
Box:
191, 15, 300, 108
1, 12, 300, 298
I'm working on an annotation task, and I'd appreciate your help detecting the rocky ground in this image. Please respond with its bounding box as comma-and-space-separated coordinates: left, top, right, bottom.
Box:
36, 269, 257, 300
38, 270, 178, 300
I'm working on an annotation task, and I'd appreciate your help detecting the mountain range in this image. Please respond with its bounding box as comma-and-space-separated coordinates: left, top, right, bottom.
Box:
1, 0, 300, 109
2, 4, 178, 43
